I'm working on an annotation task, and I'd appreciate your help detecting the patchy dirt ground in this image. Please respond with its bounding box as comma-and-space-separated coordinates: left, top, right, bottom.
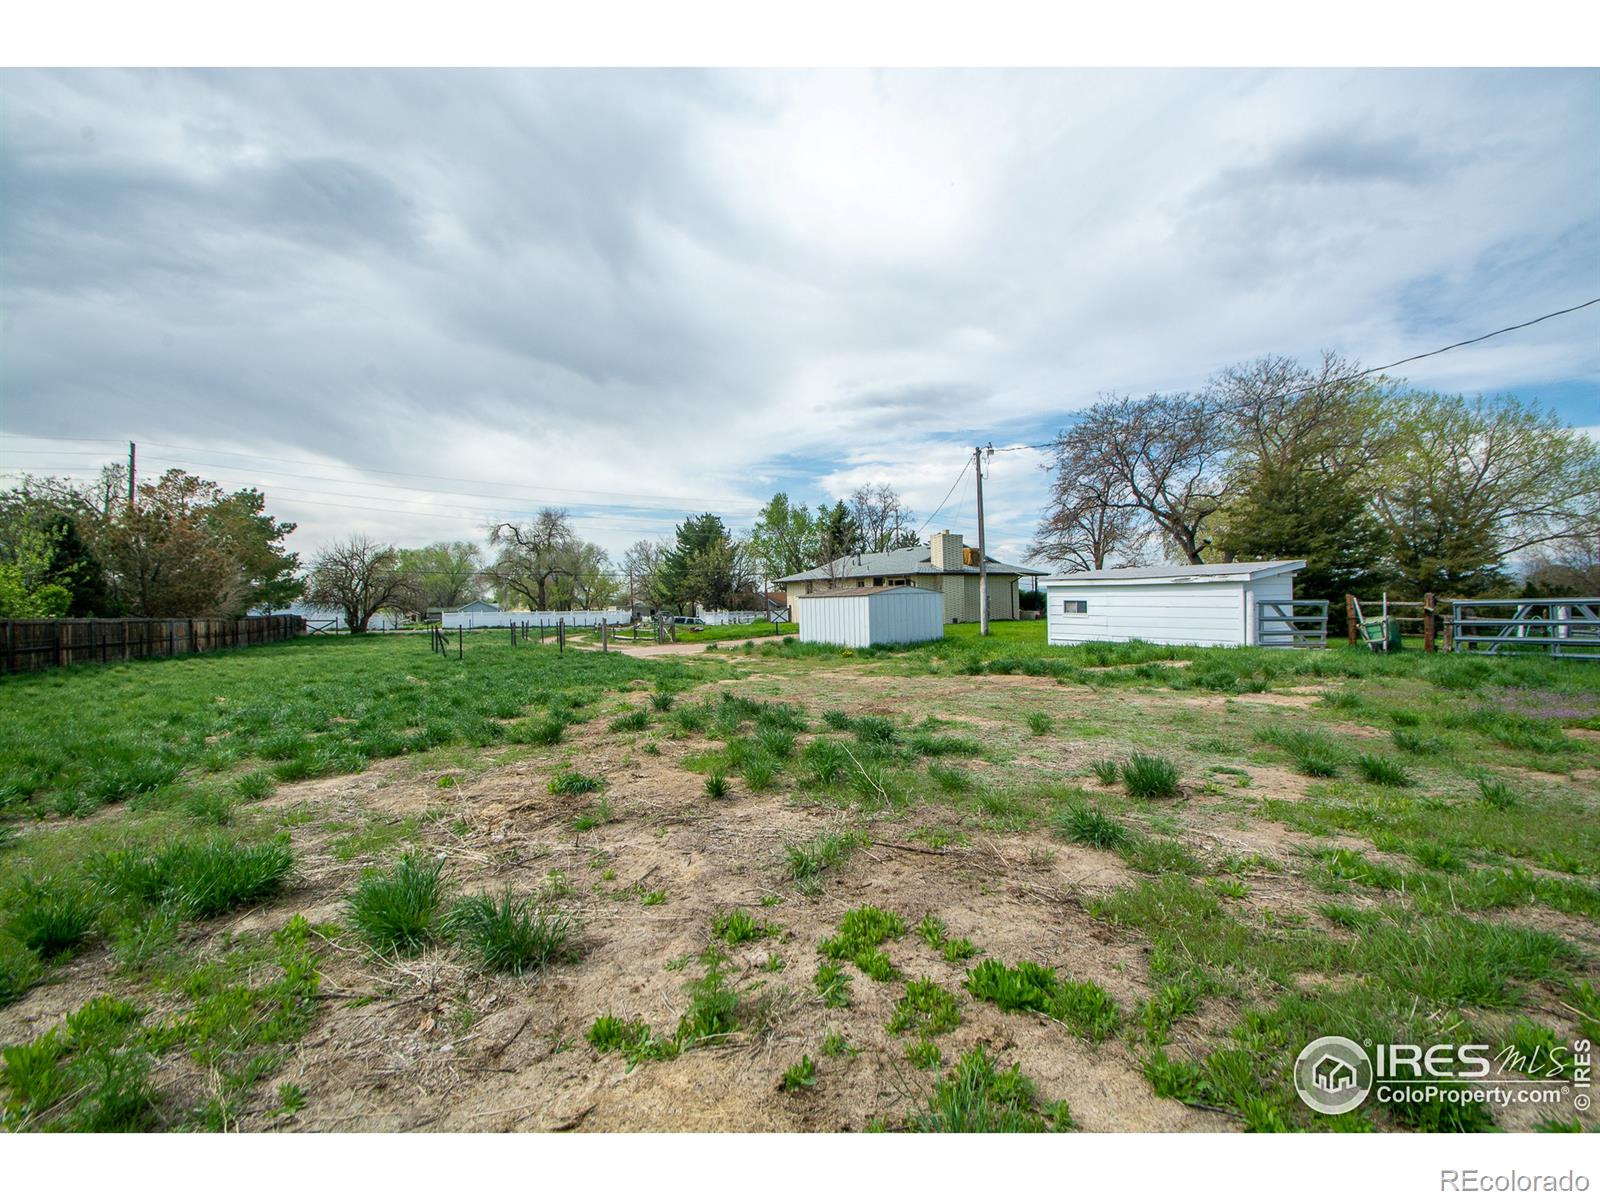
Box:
5, 653, 1596, 1133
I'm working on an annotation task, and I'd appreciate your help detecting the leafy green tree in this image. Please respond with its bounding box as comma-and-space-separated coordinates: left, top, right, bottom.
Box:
1370, 393, 1600, 596
1212, 353, 1391, 606
657, 513, 737, 614
397, 541, 484, 612
0, 526, 73, 617
1215, 463, 1390, 605
749, 493, 821, 582
815, 501, 859, 580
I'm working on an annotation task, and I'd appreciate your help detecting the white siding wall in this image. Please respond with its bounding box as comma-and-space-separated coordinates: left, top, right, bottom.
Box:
1045, 582, 1248, 647
796, 589, 943, 647
1244, 575, 1294, 645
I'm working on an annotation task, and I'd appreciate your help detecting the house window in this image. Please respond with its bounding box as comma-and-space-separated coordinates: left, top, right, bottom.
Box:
889, 578, 907, 586
1062, 600, 1088, 614
873, 577, 884, 586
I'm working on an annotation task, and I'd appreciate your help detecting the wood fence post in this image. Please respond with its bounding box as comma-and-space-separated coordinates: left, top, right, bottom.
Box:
3, 621, 11, 675
601, 619, 608, 652
1423, 593, 1436, 653
1345, 595, 1358, 646
57, 620, 67, 668
1442, 601, 1454, 654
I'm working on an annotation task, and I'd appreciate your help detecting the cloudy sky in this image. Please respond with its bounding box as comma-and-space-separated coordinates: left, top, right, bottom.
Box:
1, 68, 1596, 571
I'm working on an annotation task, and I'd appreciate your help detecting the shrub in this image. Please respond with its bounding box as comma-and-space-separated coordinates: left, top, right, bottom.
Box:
887, 978, 962, 1037
815, 961, 852, 1008
964, 958, 1120, 1041
907, 1047, 1070, 1133
5, 879, 99, 960
444, 888, 576, 975
711, 909, 777, 946
852, 716, 897, 745
1475, 775, 1519, 810
1392, 729, 1445, 755
509, 715, 566, 746
233, 771, 275, 801
1090, 759, 1121, 786
786, 830, 865, 887
1053, 801, 1132, 850
1355, 754, 1414, 788
346, 854, 447, 956
548, 771, 604, 796
742, 757, 777, 792
93, 838, 293, 920
802, 738, 849, 785
609, 709, 649, 733
1121, 753, 1181, 798
781, 1055, 817, 1091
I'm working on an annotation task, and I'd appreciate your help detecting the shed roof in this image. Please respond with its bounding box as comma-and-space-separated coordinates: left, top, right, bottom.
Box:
1044, 559, 1305, 586
794, 584, 932, 600
776, 543, 1035, 584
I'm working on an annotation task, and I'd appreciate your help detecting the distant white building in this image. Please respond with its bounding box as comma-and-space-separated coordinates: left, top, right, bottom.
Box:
1044, 560, 1306, 648
794, 585, 944, 648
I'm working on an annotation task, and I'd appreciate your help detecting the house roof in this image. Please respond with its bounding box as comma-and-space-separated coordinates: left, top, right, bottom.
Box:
1044, 559, 1305, 586
793, 584, 932, 599
776, 543, 1036, 585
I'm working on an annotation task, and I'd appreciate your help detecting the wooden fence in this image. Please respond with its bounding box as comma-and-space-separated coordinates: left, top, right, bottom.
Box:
1, 615, 307, 675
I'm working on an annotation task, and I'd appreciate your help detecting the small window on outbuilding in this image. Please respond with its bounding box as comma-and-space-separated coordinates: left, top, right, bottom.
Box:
873, 577, 884, 586
1062, 599, 1088, 615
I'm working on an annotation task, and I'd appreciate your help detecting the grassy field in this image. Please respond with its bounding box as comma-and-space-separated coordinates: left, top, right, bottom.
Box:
1, 623, 1596, 1132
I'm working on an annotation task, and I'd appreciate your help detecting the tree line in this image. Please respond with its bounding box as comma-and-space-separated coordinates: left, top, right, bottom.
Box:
1031, 354, 1600, 601
0, 466, 298, 620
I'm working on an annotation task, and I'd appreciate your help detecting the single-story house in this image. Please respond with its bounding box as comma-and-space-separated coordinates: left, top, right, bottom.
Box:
794, 585, 944, 648
1045, 560, 1306, 648
776, 530, 1035, 624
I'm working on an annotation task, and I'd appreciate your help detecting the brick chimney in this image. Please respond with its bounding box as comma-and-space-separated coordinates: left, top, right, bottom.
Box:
930, 530, 964, 570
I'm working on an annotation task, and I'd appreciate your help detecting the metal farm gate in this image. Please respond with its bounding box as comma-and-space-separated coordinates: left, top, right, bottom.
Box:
1450, 598, 1600, 660
1256, 599, 1329, 649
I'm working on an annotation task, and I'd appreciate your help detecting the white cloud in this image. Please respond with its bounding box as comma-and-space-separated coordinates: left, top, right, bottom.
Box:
1, 68, 1596, 565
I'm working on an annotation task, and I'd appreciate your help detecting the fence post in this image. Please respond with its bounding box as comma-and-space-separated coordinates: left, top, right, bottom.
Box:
558, 618, 565, 655
3, 621, 11, 675
601, 619, 608, 652
458, 628, 463, 661
1423, 594, 1436, 654
1344, 595, 1357, 646
1442, 602, 1454, 654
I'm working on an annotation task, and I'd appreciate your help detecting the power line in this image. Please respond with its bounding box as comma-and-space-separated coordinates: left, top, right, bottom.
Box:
0, 449, 759, 519
0, 432, 753, 509
987, 295, 1600, 455
913, 452, 973, 538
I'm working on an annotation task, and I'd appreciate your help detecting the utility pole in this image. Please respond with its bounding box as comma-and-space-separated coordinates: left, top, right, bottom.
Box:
975, 444, 991, 636
127, 441, 136, 512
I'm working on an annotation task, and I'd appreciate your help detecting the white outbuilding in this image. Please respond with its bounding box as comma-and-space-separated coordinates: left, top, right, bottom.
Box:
1045, 560, 1309, 648
794, 585, 945, 648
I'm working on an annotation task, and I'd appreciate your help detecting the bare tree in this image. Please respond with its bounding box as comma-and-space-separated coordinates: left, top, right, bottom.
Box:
486, 507, 575, 610
305, 535, 412, 632
622, 539, 668, 611
1041, 393, 1228, 566
846, 484, 919, 553
1029, 462, 1147, 571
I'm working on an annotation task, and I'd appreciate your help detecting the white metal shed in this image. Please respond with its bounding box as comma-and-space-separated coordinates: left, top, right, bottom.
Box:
1044, 560, 1306, 648
794, 585, 944, 648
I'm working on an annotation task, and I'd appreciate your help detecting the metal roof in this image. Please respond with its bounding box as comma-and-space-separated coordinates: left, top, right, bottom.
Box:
1044, 559, 1305, 585
793, 585, 935, 599
775, 543, 1035, 584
